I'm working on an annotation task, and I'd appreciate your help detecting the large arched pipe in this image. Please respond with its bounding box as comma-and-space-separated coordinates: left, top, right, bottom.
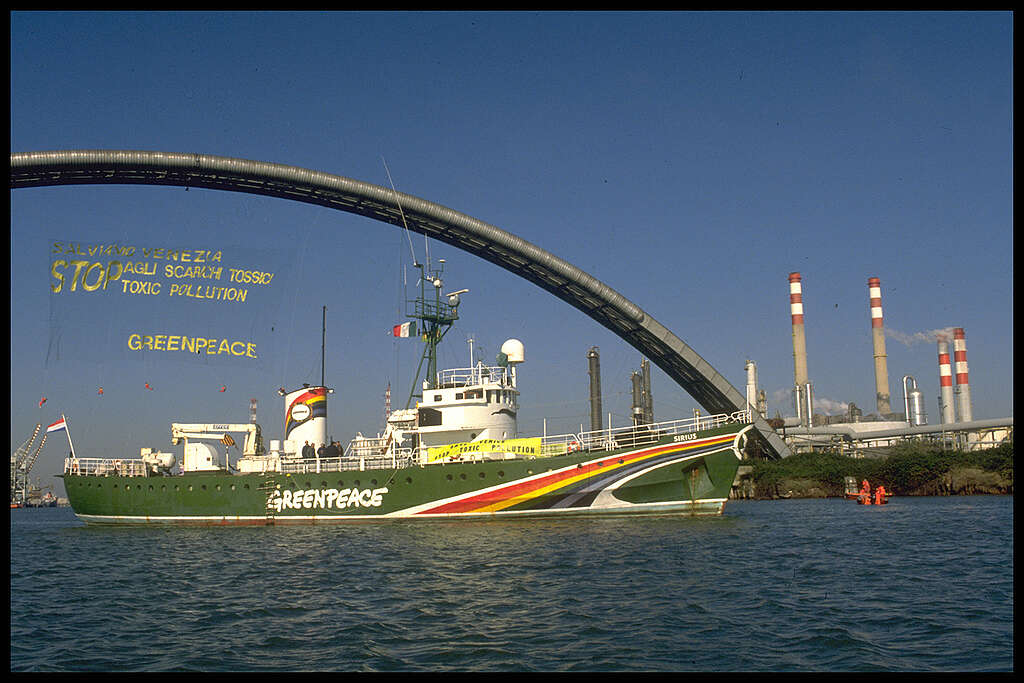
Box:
11, 150, 792, 458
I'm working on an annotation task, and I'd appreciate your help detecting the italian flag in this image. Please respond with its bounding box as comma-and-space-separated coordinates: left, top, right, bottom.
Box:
392, 321, 416, 338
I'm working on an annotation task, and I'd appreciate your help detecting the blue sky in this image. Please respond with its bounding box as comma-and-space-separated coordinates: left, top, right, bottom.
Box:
11, 12, 1013, 495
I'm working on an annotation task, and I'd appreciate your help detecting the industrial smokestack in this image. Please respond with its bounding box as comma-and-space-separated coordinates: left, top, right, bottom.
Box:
868, 277, 892, 415
641, 358, 653, 424
953, 328, 973, 422
745, 359, 758, 417
587, 346, 603, 432
789, 273, 812, 425
631, 371, 643, 426
937, 338, 956, 424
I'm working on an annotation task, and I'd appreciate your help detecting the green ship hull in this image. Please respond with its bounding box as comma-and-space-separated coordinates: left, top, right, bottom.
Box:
61, 423, 750, 525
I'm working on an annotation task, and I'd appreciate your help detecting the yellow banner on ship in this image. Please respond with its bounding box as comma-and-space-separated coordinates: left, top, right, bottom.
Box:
427, 438, 542, 462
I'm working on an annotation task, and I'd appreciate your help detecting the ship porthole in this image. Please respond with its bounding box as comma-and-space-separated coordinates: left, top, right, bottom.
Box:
371, 479, 378, 486
405, 477, 413, 484
230, 484, 236, 491
337, 481, 344, 487
478, 472, 485, 479
244, 484, 250, 490
188, 485, 193, 491
498, 471, 504, 477
216, 485, 222, 491
445, 474, 453, 481
459, 473, 467, 480
148, 485, 154, 491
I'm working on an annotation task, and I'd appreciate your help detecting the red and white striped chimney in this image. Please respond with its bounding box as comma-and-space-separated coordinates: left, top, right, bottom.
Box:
953, 327, 973, 422
937, 337, 956, 424
789, 273, 811, 424
789, 273, 808, 386
868, 277, 891, 415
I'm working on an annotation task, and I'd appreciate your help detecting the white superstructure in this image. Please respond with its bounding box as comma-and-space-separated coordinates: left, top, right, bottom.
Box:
348, 339, 525, 462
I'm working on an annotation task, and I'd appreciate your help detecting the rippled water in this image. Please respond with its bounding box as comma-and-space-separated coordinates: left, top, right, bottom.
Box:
10, 496, 1013, 671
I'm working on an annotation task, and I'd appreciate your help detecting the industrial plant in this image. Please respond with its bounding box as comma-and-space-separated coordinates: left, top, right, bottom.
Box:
585, 273, 1012, 459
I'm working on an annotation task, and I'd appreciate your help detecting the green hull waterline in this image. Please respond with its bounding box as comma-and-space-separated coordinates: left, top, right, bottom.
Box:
61, 424, 749, 526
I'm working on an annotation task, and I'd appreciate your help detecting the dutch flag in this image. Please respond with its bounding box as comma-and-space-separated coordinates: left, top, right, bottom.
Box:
46, 417, 68, 433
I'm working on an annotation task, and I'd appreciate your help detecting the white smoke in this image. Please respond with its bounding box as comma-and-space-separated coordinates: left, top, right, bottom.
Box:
885, 326, 957, 347
814, 397, 849, 415
769, 388, 849, 416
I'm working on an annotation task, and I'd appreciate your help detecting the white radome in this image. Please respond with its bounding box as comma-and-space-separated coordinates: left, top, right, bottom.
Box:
500, 339, 525, 364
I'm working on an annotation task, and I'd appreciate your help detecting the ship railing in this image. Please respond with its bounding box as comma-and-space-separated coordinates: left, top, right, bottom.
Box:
279, 451, 416, 474
547, 410, 752, 454
436, 365, 511, 388
64, 457, 147, 477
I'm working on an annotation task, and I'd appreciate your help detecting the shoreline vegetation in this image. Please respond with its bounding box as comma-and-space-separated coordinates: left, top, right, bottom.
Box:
735, 441, 1013, 500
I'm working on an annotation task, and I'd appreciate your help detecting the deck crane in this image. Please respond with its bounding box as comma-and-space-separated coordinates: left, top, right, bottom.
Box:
170, 423, 264, 472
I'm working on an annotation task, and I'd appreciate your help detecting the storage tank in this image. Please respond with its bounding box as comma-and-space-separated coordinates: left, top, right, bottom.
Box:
903, 376, 927, 427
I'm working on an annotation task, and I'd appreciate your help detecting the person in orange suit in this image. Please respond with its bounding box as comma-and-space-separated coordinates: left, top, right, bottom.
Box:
874, 484, 887, 505
859, 479, 871, 504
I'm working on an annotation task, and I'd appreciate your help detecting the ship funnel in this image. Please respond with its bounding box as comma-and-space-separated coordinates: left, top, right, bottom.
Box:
283, 386, 328, 454
868, 277, 892, 415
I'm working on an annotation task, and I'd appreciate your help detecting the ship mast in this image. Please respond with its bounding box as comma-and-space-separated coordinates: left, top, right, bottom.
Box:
404, 259, 465, 409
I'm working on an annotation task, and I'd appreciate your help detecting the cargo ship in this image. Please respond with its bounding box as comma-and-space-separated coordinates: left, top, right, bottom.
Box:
60, 261, 754, 525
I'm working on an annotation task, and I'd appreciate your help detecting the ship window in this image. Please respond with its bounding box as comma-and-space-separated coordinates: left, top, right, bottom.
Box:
434, 394, 442, 402
419, 408, 442, 427
466, 389, 482, 400
456, 393, 464, 400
